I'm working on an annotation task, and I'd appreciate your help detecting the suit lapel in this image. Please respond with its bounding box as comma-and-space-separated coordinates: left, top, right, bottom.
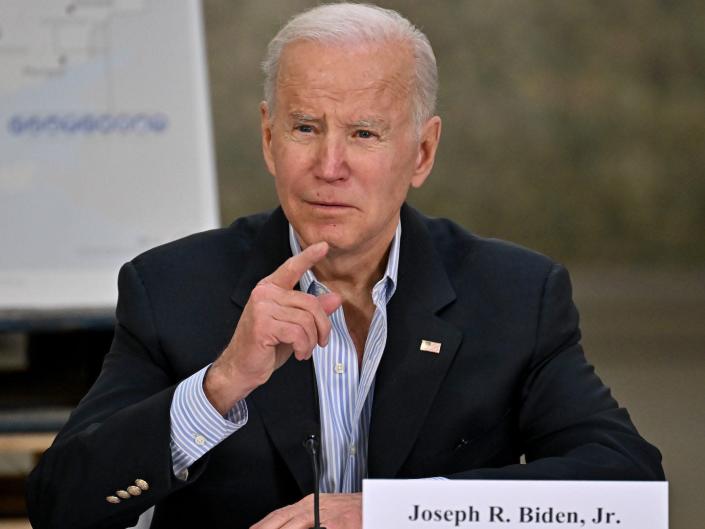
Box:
368, 205, 463, 478
230, 208, 319, 495
249, 356, 319, 495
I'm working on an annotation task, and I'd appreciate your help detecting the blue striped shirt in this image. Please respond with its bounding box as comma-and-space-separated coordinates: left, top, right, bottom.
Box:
169, 222, 401, 491
290, 223, 400, 492
170, 366, 247, 480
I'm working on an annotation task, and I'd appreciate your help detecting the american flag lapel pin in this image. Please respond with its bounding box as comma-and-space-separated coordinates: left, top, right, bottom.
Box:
420, 339, 442, 354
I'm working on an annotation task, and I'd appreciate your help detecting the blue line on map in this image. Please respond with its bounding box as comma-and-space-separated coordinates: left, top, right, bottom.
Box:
7, 113, 170, 136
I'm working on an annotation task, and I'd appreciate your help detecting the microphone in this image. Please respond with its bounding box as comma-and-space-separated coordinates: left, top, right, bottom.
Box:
303, 434, 327, 529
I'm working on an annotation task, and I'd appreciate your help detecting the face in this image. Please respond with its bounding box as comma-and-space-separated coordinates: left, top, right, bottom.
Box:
261, 39, 441, 259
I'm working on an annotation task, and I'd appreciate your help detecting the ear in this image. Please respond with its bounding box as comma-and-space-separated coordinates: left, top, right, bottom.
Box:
260, 101, 276, 176
410, 115, 442, 188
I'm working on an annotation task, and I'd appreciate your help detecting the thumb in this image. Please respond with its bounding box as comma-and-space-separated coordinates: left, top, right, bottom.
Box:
318, 292, 342, 315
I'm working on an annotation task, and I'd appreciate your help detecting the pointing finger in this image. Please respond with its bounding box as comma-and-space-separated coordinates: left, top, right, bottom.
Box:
263, 241, 329, 290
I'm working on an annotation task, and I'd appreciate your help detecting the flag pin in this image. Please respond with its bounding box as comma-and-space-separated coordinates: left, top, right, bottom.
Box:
420, 339, 441, 354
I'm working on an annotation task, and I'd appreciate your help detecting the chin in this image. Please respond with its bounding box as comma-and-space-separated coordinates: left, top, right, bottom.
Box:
299, 222, 354, 250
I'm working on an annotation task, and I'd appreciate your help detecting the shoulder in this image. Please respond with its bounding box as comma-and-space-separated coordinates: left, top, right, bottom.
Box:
417, 210, 558, 285
410, 209, 575, 346
128, 210, 272, 284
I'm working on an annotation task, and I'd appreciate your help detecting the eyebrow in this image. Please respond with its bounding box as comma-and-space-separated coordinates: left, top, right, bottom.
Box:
289, 111, 319, 122
351, 118, 388, 130
288, 112, 388, 130
351, 119, 377, 128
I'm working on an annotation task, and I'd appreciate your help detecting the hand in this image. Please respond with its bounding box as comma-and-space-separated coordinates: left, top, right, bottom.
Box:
251, 493, 362, 529
205, 241, 342, 414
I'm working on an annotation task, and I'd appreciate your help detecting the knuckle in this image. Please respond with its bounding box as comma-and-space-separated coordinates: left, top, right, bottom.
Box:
250, 318, 265, 335
302, 311, 315, 327
249, 300, 269, 321
321, 317, 332, 332
284, 327, 305, 348
249, 284, 267, 302
282, 259, 297, 276
295, 326, 309, 344
264, 511, 288, 526
302, 494, 314, 506
302, 292, 318, 307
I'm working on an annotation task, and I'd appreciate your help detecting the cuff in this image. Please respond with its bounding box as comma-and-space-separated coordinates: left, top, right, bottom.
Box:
170, 364, 248, 479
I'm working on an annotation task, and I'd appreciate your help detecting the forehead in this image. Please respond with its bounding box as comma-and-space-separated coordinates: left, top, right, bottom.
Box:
275, 39, 415, 116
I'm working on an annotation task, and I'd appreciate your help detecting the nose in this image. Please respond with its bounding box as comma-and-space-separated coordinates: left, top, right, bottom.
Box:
315, 133, 350, 182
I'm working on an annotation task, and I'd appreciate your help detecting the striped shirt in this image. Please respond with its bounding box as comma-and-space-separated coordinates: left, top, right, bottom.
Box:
170, 366, 247, 480
169, 222, 401, 491
290, 223, 400, 492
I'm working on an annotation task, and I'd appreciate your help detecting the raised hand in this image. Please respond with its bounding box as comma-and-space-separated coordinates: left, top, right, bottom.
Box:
205, 241, 342, 414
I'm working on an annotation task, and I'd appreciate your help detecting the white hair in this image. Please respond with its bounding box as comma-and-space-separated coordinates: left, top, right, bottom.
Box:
261, 2, 438, 130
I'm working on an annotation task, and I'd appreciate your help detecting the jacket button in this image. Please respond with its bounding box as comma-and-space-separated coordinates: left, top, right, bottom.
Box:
106, 496, 121, 504
116, 490, 130, 499
127, 485, 142, 496
135, 479, 149, 491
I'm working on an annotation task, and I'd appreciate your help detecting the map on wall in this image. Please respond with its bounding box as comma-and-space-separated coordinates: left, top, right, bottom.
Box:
0, 0, 218, 318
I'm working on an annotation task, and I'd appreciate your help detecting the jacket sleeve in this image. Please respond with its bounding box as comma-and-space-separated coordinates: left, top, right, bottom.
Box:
448, 263, 665, 481
27, 262, 211, 529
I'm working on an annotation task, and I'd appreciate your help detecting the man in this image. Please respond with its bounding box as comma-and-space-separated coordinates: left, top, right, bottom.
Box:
28, 4, 664, 529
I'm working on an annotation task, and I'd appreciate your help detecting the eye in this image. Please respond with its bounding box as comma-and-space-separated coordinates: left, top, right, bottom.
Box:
354, 129, 376, 139
295, 124, 314, 134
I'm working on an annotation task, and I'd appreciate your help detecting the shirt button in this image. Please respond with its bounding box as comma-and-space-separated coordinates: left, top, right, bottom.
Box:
195, 434, 206, 446
349, 444, 357, 456
335, 363, 345, 374
177, 469, 189, 481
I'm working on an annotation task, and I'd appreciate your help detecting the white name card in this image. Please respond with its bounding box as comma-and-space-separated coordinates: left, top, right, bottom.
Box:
362, 479, 668, 528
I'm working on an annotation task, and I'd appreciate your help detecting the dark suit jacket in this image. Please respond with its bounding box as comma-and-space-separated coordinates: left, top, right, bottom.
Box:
27, 205, 664, 529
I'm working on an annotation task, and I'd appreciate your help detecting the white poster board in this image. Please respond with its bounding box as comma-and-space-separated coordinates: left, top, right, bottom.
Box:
0, 0, 218, 316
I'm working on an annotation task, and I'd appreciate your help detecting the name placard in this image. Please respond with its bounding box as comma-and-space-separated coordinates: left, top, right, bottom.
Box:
362, 479, 667, 528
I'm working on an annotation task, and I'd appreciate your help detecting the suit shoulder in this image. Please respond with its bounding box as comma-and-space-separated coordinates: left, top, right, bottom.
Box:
422, 214, 557, 281
130, 211, 270, 278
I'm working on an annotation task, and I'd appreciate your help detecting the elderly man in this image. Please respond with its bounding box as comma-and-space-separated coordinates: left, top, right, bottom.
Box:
28, 4, 663, 529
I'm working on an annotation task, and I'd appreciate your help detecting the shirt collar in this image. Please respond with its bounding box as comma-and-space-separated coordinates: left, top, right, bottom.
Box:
288, 222, 401, 305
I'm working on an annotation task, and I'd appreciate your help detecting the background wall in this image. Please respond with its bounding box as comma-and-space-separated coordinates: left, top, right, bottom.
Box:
202, 1, 704, 528
205, 0, 705, 265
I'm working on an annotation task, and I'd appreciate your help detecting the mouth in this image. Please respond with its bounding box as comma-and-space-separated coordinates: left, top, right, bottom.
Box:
304, 200, 355, 210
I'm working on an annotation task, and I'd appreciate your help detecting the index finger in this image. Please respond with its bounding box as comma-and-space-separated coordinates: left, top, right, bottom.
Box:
263, 241, 329, 289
